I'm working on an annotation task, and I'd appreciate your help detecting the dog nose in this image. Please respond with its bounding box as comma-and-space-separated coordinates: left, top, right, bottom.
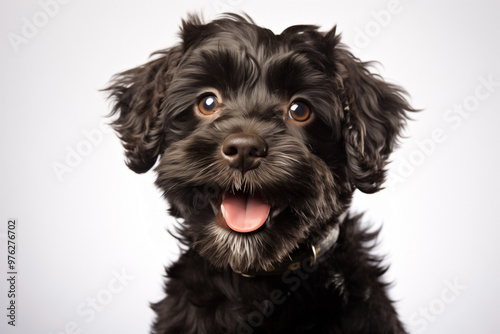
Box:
222, 133, 267, 174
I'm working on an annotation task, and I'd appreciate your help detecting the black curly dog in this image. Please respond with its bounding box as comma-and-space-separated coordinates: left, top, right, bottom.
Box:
106, 13, 413, 334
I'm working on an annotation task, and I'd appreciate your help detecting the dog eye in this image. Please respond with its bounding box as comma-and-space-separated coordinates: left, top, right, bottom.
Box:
198, 95, 221, 115
288, 101, 311, 122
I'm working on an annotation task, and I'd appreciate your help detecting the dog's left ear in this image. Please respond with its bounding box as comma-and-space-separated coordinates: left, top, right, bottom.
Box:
105, 46, 183, 173
324, 29, 413, 193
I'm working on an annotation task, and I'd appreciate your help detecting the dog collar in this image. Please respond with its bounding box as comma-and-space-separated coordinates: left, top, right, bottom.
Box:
232, 224, 340, 278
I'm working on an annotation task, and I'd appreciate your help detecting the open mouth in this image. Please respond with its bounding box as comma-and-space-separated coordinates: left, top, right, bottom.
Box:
213, 191, 272, 233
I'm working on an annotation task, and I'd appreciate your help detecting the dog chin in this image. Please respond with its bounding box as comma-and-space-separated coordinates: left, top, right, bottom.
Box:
195, 216, 298, 273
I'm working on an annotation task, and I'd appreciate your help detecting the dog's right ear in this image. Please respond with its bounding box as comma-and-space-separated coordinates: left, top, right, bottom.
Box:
105, 45, 183, 173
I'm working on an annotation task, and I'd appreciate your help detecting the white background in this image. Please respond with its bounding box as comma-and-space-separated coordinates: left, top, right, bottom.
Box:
1, 0, 499, 333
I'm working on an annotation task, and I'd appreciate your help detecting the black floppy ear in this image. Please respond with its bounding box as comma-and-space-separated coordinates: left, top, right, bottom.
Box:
326, 30, 413, 193
105, 45, 183, 173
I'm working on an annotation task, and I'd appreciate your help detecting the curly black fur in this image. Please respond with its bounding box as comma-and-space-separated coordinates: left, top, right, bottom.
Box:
105, 13, 413, 333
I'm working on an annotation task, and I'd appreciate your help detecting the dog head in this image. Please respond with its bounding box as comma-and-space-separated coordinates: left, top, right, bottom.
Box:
106, 14, 412, 272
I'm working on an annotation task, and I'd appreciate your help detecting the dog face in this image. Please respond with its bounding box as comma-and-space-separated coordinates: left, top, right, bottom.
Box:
106, 14, 411, 272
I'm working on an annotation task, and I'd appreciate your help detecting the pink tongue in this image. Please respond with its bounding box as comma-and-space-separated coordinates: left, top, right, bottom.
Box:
221, 192, 271, 233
